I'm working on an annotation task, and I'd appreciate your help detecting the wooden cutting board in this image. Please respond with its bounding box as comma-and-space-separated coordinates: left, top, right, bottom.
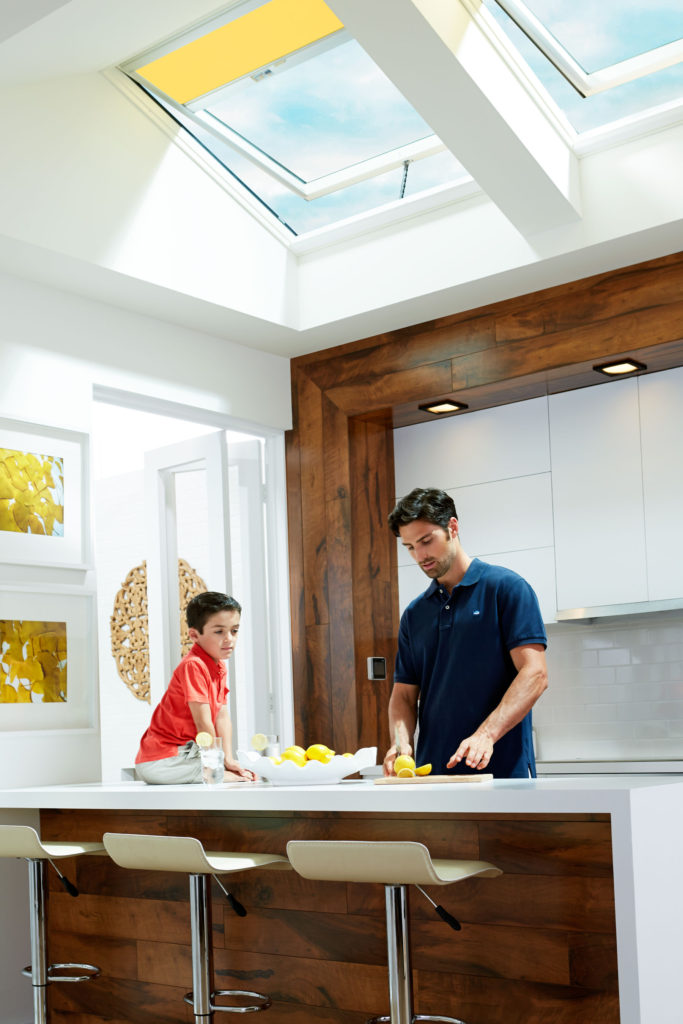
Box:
374, 773, 493, 785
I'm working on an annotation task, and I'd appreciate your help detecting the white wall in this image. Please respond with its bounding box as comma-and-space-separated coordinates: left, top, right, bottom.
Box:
0, 71, 296, 330
0, 269, 292, 789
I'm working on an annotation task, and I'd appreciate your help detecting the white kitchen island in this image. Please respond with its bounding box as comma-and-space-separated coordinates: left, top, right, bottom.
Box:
2, 774, 682, 1024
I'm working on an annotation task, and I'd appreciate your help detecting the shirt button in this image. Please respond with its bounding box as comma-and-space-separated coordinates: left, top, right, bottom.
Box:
445, 604, 450, 610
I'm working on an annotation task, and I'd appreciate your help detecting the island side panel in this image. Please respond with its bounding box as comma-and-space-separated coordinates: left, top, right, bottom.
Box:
39, 809, 618, 1024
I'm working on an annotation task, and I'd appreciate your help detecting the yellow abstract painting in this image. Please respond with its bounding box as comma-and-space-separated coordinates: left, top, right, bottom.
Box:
0, 447, 64, 536
0, 619, 67, 703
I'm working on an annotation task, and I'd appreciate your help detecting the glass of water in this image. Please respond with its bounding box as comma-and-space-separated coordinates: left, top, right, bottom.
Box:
200, 738, 224, 786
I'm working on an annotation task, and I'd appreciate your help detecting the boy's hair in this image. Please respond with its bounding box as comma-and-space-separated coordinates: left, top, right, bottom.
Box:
186, 591, 242, 632
388, 487, 458, 537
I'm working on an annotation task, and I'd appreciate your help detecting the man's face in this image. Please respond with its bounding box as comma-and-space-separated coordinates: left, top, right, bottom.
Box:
398, 517, 459, 581
189, 609, 240, 662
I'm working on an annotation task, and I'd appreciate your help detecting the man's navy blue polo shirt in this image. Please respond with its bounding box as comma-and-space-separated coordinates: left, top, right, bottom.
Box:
394, 558, 547, 778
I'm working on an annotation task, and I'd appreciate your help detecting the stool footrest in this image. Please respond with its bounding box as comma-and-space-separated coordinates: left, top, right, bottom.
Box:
367, 1016, 468, 1023
184, 988, 272, 1013
22, 962, 101, 983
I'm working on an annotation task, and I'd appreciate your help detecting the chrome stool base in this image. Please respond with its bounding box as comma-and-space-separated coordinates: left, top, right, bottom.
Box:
23, 962, 101, 983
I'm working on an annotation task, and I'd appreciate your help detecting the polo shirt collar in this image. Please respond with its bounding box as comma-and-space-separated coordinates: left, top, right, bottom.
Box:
189, 642, 226, 680
426, 557, 486, 599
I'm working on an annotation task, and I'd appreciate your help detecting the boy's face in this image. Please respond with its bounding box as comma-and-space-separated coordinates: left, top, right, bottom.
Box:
189, 609, 240, 662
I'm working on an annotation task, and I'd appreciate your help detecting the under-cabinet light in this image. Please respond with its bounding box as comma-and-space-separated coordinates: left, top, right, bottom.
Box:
593, 358, 647, 376
419, 399, 466, 415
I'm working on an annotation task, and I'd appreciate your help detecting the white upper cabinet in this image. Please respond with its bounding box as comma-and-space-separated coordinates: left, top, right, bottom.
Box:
549, 379, 648, 611
394, 396, 551, 496
639, 366, 683, 602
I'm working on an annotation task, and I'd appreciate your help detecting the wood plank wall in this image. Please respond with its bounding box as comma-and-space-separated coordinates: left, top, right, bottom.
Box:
286, 251, 683, 754
40, 808, 618, 1024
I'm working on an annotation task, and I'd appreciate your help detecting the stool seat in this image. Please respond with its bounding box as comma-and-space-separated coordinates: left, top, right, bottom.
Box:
103, 832, 290, 876
0, 824, 104, 861
287, 840, 501, 1024
286, 840, 501, 886
0, 825, 103, 1024
103, 832, 289, 1021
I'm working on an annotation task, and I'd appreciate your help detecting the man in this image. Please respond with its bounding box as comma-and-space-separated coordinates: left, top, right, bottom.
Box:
384, 487, 548, 778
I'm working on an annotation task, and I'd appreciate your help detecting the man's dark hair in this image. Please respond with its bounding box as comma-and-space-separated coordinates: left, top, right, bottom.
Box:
388, 487, 458, 537
186, 591, 242, 632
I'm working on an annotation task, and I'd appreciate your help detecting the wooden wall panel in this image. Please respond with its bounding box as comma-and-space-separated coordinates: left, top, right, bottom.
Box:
41, 809, 619, 1024
286, 250, 683, 759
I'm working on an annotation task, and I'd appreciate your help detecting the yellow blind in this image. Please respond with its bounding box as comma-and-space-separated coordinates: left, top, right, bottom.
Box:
136, 0, 344, 105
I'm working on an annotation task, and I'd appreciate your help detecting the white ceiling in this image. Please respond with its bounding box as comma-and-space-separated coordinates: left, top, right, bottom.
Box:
1, 0, 682, 358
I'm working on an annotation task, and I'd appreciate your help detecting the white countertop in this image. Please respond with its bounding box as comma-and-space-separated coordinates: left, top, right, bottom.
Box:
2, 774, 683, 815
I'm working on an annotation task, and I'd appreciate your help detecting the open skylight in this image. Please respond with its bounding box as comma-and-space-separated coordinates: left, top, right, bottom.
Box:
484, 0, 683, 132
121, 0, 468, 235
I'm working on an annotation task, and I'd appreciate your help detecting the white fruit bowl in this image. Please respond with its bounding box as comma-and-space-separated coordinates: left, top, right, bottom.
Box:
237, 747, 377, 786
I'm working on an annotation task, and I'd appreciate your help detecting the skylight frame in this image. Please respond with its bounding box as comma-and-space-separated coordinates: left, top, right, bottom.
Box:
493, 0, 683, 97
121, 2, 448, 203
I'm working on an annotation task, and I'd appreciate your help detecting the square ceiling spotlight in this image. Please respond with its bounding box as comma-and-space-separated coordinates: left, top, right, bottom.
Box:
593, 358, 647, 376
418, 400, 469, 414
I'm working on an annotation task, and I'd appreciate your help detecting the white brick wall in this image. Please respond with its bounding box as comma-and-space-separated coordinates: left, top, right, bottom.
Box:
534, 610, 683, 761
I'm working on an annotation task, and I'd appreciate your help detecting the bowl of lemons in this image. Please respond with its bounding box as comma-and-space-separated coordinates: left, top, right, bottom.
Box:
237, 738, 377, 786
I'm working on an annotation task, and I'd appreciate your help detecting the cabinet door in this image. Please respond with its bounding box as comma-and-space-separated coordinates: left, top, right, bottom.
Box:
639, 366, 683, 601
549, 379, 647, 610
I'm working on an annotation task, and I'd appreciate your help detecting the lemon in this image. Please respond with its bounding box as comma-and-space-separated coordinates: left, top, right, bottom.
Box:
267, 755, 283, 765
251, 733, 269, 751
195, 732, 213, 748
283, 745, 306, 758
397, 767, 416, 778
415, 763, 432, 776
393, 754, 416, 775
281, 749, 306, 767
341, 752, 353, 759
306, 744, 335, 762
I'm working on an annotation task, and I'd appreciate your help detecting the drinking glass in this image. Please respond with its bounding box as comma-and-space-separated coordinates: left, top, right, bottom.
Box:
200, 738, 224, 785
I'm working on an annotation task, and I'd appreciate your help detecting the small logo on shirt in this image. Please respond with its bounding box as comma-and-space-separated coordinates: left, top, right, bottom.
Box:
473, 610, 480, 615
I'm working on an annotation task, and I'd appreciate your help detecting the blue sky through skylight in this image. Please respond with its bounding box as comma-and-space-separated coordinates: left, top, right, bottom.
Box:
485, 0, 683, 132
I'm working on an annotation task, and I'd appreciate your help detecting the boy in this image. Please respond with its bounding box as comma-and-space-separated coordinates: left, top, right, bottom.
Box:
135, 591, 255, 784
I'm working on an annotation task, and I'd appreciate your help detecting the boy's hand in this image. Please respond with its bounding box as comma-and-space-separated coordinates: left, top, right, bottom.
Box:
224, 759, 256, 781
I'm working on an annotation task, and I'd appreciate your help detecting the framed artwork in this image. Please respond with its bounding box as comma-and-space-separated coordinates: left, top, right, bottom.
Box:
0, 587, 97, 731
0, 417, 90, 569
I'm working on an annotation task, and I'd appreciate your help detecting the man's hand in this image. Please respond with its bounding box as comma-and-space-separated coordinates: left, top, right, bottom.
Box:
447, 731, 493, 771
382, 744, 413, 777
224, 759, 255, 781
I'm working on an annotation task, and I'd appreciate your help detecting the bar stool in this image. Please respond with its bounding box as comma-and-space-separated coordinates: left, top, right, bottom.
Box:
102, 832, 290, 1021
0, 825, 104, 1024
287, 839, 502, 1024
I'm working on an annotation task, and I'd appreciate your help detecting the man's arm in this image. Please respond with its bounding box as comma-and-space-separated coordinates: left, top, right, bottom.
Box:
447, 644, 548, 771
382, 682, 420, 776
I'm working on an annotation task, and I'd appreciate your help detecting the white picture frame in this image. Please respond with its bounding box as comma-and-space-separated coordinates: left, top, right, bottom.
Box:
0, 587, 97, 731
0, 417, 90, 569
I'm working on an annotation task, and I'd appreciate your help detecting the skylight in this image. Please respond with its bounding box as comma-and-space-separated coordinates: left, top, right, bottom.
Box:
121, 0, 468, 236
484, 0, 683, 133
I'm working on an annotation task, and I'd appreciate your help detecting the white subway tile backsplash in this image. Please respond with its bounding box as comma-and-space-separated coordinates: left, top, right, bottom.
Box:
535, 610, 683, 762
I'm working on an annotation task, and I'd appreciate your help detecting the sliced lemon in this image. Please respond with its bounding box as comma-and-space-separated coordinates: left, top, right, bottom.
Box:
281, 749, 306, 767
396, 767, 416, 778
393, 754, 416, 775
415, 763, 432, 776
250, 733, 269, 751
195, 731, 213, 748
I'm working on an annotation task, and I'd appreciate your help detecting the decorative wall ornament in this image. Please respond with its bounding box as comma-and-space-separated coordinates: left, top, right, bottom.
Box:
110, 562, 150, 704
110, 559, 207, 703
0, 417, 89, 568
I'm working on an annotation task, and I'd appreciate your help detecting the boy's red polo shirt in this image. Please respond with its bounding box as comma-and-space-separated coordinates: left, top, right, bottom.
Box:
135, 642, 228, 764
